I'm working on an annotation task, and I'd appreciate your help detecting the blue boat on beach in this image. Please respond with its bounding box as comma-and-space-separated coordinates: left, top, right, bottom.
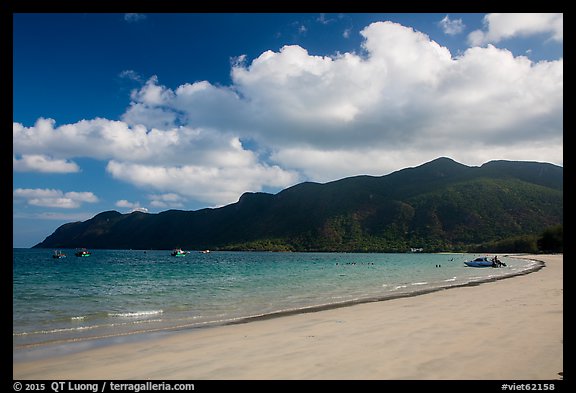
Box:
464, 256, 505, 268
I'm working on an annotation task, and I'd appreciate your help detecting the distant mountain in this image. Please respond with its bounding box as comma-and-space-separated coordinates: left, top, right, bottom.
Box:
34, 157, 563, 252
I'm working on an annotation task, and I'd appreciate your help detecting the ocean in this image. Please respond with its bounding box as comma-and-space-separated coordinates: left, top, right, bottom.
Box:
13, 249, 540, 353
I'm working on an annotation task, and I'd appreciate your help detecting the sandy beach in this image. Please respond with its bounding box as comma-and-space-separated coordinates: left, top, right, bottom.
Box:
13, 254, 562, 380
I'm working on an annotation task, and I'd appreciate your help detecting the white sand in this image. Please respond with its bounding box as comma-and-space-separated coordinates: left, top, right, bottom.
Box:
13, 254, 562, 380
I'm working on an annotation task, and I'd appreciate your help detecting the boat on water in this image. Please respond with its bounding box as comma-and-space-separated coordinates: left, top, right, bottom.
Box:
52, 250, 66, 259
464, 256, 505, 268
200, 249, 210, 254
74, 248, 91, 257
171, 248, 189, 257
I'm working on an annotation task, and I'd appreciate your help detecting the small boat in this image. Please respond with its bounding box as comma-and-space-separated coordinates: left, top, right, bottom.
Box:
52, 250, 66, 259
200, 249, 210, 254
464, 256, 501, 268
75, 248, 91, 257
171, 248, 189, 257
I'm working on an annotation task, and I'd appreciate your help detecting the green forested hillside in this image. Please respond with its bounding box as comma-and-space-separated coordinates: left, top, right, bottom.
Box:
34, 158, 563, 252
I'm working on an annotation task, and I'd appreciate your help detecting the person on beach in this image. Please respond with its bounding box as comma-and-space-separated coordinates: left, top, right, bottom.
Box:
492, 256, 502, 267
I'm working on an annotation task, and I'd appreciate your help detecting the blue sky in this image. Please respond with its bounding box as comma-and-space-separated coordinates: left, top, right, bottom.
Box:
13, 13, 563, 247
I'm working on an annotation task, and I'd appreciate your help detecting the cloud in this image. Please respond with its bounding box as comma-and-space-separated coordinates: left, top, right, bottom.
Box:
468, 13, 563, 46
14, 20, 563, 208
317, 14, 336, 25
130, 75, 174, 105
14, 188, 99, 209
119, 69, 144, 83
124, 13, 147, 23
13, 154, 80, 173
115, 199, 139, 208
13, 116, 300, 206
148, 193, 186, 209
115, 199, 149, 213
106, 159, 298, 206
438, 15, 465, 35
228, 22, 561, 157
13, 211, 97, 221
14, 117, 246, 167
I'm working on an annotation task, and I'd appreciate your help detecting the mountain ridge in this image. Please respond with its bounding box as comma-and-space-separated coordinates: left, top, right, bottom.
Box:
34, 157, 563, 252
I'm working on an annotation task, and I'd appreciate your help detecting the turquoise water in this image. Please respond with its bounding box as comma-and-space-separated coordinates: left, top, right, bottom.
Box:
13, 249, 540, 349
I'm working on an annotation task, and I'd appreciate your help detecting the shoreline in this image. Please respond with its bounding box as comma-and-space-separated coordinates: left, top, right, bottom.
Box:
13, 254, 562, 380
13, 254, 541, 353
225, 255, 544, 325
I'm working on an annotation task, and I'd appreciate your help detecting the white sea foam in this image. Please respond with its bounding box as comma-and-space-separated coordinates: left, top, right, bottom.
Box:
108, 310, 163, 318
411, 282, 428, 286
444, 277, 457, 282
13, 317, 167, 338
14, 325, 95, 336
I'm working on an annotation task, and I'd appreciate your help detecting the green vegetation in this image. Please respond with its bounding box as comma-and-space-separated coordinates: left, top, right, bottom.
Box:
34, 158, 563, 253
537, 224, 563, 253
221, 239, 296, 252
470, 224, 563, 254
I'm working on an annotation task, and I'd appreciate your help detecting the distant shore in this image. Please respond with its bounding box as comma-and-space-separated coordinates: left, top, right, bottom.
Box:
13, 254, 562, 380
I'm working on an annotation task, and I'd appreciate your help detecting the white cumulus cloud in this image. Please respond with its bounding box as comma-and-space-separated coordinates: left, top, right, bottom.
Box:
438, 15, 465, 35
116, 199, 149, 213
106, 160, 298, 207
468, 13, 563, 46
13, 154, 80, 173
148, 193, 186, 209
14, 188, 99, 209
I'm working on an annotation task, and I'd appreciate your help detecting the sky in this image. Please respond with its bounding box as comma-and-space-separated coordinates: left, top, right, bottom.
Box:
13, 13, 563, 248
